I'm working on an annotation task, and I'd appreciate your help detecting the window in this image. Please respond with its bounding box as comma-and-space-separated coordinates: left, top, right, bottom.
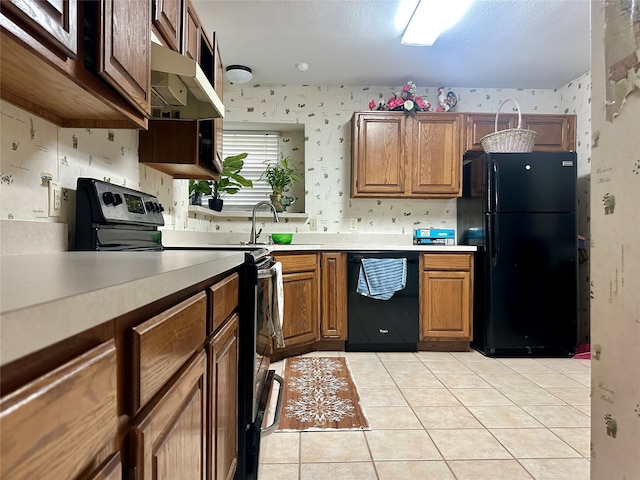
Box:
218, 131, 280, 208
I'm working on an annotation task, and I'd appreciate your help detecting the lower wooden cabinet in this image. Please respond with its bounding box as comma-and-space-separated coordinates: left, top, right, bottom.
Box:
130, 350, 207, 480
273, 253, 320, 352
320, 252, 347, 340
0, 340, 118, 480
419, 253, 474, 350
207, 313, 239, 480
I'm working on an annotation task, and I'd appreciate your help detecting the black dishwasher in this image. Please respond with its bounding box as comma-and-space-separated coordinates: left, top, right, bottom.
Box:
345, 251, 419, 352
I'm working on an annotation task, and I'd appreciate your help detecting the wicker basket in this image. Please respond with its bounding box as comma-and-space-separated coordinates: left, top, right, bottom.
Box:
480, 99, 537, 153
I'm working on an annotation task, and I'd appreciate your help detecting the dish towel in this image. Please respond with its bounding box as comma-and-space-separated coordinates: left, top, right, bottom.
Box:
267, 261, 285, 348
356, 258, 407, 300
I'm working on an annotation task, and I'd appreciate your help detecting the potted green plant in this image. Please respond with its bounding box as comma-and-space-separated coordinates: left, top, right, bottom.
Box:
188, 179, 211, 206
188, 153, 253, 211
208, 153, 253, 211
259, 156, 302, 212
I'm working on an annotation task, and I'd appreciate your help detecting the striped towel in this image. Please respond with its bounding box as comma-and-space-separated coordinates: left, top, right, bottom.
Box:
356, 258, 407, 300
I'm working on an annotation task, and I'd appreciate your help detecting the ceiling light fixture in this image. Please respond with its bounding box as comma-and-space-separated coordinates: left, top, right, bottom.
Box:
401, 0, 472, 46
296, 63, 309, 71
225, 65, 253, 83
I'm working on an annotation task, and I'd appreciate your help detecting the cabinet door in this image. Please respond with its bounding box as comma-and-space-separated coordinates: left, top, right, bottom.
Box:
465, 113, 515, 152
352, 112, 406, 196
410, 114, 463, 196
1, 0, 78, 58
212, 31, 224, 168
0, 340, 118, 480
208, 314, 239, 480
321, 253, 347, 340
98, 0, 151, 116
522, 114, 576, 152
420, 254, 473, 341
152, 0, 182, 52
183, 0, 200, 61
130, 350, 207, 480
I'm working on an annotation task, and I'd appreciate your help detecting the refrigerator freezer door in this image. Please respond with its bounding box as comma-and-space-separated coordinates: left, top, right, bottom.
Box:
487, 153, 577, 213
483, 212, 577, 354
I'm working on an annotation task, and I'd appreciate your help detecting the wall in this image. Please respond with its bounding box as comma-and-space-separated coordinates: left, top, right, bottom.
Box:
589, 2, 640, 477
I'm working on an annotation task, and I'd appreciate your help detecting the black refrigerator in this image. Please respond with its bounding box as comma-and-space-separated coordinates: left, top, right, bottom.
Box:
457, 152, 578, 357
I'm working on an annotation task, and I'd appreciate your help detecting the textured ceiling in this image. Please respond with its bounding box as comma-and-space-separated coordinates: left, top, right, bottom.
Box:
194, 0, 591, 89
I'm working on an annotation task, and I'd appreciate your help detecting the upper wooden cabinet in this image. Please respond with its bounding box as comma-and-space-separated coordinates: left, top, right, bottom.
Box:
98, 0, 151, 117
152, 0, 182, 52
351, 112, 464, 198
183, 0, 200, 61
465, 113, 576, 153
0, 0, 149, 129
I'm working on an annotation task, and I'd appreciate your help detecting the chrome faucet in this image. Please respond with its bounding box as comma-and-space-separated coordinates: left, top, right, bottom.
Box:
250, 201, 279, 244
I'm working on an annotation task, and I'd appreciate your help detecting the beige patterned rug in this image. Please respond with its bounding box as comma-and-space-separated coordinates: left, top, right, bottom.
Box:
277, 356, 369, 431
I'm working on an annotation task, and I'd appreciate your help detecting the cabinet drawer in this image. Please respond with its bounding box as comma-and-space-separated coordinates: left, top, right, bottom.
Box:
0, 340, 118, 480
129, 291, 207, 412
209, 273, 239, 334
275, 253, 318, 273
422, 253, 472, 271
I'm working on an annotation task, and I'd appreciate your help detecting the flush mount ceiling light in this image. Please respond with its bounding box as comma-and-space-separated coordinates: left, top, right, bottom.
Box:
296, 63, 309, 71
401, 0, 472, 46
225, 65, 253, 83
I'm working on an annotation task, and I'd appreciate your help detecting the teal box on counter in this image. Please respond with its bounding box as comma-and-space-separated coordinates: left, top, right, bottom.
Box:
413, 228, 455, 239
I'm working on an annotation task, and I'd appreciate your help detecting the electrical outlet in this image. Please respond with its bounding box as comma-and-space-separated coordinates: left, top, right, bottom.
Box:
48, 181, 62, 217
309, 217, 317, 231
349, 218, 358, 231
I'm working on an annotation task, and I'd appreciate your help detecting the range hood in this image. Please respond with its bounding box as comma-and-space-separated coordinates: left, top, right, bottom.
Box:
150, 42, 224, 120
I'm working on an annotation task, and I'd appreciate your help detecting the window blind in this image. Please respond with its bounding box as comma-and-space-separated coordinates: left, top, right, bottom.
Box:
218, 131, 280, 208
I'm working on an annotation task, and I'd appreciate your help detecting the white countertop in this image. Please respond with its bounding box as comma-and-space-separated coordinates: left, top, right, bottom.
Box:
0, 250, 245, 366
0, 242, 477, 366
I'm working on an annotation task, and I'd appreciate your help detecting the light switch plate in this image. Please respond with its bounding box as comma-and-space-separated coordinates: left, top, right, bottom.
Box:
309, 217, 317, 230
48, 181, 62, 217
349, 218, 358, 231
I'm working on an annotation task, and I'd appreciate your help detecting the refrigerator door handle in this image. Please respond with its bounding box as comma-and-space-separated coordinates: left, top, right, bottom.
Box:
490, 215, 499, 267
493, 162, 499, 212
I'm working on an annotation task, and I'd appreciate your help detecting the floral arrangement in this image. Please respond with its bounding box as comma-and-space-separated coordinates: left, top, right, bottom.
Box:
369, 81, 431, 113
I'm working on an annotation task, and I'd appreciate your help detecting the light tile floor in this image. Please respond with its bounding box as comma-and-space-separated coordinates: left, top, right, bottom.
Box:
259, 350, 591, 480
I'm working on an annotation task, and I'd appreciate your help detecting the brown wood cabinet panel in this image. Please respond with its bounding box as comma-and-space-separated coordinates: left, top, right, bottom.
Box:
0, 340, 118, 480
183, 0, 200, 61
351, 112, 406, 195
321, 253, 347, 340
0, 1, 148, 128
277, 253, 319, 273
98, 0, 151, 117
130, 350, 207, 480
521, 114, 576, 151
1, 0, 78, 58
92, 452, 122, 480
152, 0, 182, 52
410, 114, 463, 196
465, 113, 576, 153
465, 113, 514, 151
420, 253, 473, 343
208, 313, 239, 480
209, 272, 239, 334
129, 291, 207, 412
139, 119, 221, 179
279, 270, 319, 348
420, 270, 471, 339
351, 112, 463, 198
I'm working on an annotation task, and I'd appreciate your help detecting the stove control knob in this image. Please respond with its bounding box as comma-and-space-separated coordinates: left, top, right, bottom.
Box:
145, 201, 155, 212
113, 193, 123, 206
158, 203, 164, 212
102, 191, 115, 205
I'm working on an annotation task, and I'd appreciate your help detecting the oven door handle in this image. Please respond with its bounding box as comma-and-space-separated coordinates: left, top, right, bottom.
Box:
261, 373, 284, 436
257, 267, 275, 279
